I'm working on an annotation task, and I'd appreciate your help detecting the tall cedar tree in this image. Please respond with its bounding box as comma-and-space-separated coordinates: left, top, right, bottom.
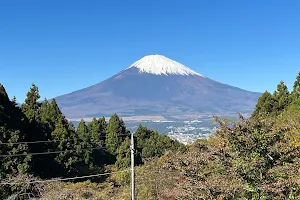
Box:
273, 81, 290, 113
87, 117, 109, 166
252, 91, 274, 118
21, 84, 56, 178
44, 99, 75, 177
105, 113, 128, 155
21, 84, 41, 122
87, 117, 107, 146
134, 125, 186, 161
52, 117, 81, 175
115, 137, 131, 169
291, 72, 300, 101
21, 83, 43, 143
76, 120, 94, 167
0, 84, 31, 198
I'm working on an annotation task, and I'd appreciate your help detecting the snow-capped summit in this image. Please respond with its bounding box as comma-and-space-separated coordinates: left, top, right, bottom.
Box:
128, 55, 203, 76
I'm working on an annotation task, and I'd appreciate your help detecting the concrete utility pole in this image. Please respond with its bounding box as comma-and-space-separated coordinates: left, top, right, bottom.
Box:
131, 132, 135, 200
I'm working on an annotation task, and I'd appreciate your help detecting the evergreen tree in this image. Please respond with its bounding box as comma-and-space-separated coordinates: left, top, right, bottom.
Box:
77, 120, 89, 138
40, 98, 66, 132
87, 117, 109, 166
135, 124, 153, 151
39, 99, 52, 134
105, 114, 128, 155
134, 125, 186, 161
21, 84, 43, 144
273, 81, 290, 113
21, 83, 41, 122
252, 91, 274, 118
98, 117, 107, 137
52, 117, 79, 175
21, 87, 63, 178
291, 72, 300, 101
76, 120, 94, 166
115, 137, 131, 169
0, 84, 10, 124
134, 125, 154, 164
87, 117, 107, 145
0, 84, 31, 198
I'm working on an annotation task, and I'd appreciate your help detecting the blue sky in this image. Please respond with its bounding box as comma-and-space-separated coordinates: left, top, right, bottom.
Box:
1, 0, 300, 102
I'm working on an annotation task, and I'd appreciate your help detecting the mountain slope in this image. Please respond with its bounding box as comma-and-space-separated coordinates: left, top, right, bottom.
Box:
56, 55, 261, 118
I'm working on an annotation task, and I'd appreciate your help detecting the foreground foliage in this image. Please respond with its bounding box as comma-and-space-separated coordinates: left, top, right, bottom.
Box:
0, 83, 185, 199
108, 72, 300, 200
1, 71, 299, 199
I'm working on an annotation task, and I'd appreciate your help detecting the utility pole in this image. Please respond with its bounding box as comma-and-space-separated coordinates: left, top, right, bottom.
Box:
131, 132, 135, 200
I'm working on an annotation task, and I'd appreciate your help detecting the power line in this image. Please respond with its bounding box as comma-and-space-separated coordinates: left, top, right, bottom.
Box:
0, 138, 76, 145
0, 147, 107, 158
0, 134, 130, 146
0, 170, 130, 185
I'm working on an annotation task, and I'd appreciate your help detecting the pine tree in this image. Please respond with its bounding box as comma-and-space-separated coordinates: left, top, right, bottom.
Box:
105, 114, 128, 155
98, 117, 107, 136
20, 85, 56, 178
115, 137, 131, 169
252, 91, 274, 118
291, 72, 300, 101
77, 120, 89, 146
25, 97, 72, 178
0, 84, 31, 180
75, 120, 97, 171
52, 118, 78, 175
21, 84, 43, 144
134, 125, 186, 162
87, 117, 109, 167
40, 99, 65, 132
135, 125, 153, 155
273, 81, 290, 113
21, 83, 41, 122
0, 84, 10, 124
87, 117, 107, 145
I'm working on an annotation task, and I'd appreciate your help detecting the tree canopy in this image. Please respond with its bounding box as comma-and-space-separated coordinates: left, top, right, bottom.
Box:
0, 83, 186, 199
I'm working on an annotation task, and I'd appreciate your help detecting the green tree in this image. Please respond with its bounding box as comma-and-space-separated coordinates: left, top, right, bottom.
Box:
115, 137, 131, 169
105, 114, 128, 155
135, 124, 153, 151
20, 84, 44, 146
29, 98, 70, 178
252, 91, 274, 118
87, 117, 107, 145
21, 83, 41, 122
87, 117, 109, 167
273, 81, 290, 113
135, 125, 186, 161
0, 84, 31, 199
52, 117, 80, 175
290, 72, 300, 101
40, 99, 66, 132
76, 120, 94, 166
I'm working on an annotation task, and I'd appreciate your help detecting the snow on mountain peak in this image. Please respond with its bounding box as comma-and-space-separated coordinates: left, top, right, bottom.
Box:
128, 55, 203, 76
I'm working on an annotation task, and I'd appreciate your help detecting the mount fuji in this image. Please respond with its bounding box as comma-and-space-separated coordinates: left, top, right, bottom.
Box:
56, 55, 261, 119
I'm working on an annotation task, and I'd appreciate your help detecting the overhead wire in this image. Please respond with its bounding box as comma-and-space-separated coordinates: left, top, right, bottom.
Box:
0, 147, 107, 158
0, 134, 131, 145
0, 169, 130, 185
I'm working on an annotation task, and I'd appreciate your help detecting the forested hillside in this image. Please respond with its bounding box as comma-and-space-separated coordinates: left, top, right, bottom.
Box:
125, 72, 300, 200
0, 71, 299, 200
0, 84, 186, 199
